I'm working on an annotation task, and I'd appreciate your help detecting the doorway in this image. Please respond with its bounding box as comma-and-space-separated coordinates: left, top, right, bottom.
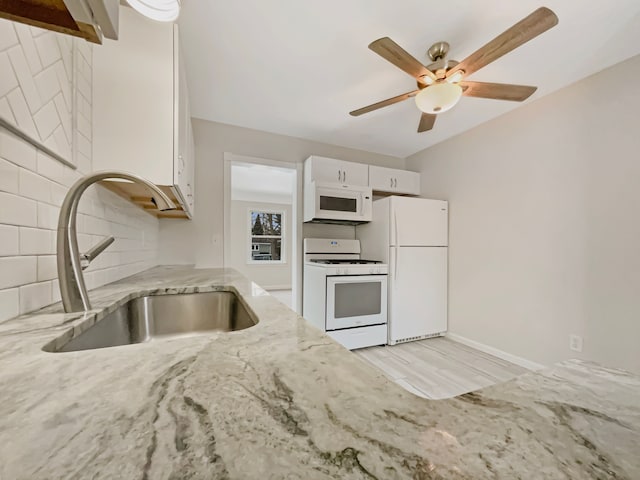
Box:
223, 153, 302, 312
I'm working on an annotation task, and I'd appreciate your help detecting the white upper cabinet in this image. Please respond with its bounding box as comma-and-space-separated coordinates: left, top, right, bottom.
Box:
93, 6, 195, 217
304, 156, 368, 186
369, 165, 420, 195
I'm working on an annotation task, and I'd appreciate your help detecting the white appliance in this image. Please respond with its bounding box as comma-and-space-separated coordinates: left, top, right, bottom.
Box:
303, 239, 388, 350
303, 182, 372, 224
356, 196, 448, 345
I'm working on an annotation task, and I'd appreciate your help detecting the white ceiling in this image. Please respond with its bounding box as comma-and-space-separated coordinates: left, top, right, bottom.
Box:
179, 0, 640, 158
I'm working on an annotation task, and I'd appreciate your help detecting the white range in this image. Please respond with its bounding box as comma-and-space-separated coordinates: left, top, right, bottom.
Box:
302, 239, 388, 350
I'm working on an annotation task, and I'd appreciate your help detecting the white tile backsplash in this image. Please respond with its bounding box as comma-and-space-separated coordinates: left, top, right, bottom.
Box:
6, 87, 39, 138
19, 281, 51, 314
0, 52, 18, 97
34, 32, 61, 68
8, 44, 42, 112
0, 256, 37, 289
36, 255, 57, 281
0, 97, 14, 124
0, 128, 37, 169
0, 20, 17, 50
0, 288, 19, 322
32, 100, 59, 139
0, 157, 19, 193
0, 225, 19, 256
18, 168, 51, 202
0, 192, 38, 226
14, 23, 43, 75
19, 227, 54, 255
0, 21, 161, 321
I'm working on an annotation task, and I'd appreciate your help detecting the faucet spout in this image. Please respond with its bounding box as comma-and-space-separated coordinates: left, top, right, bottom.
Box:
57, 171, 177, 313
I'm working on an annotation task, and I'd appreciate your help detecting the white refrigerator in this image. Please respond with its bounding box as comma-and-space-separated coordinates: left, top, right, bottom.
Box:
356, 196, 448, 345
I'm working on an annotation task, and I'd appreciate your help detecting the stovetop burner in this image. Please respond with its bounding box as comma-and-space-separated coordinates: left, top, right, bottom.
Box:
310, 259, 382, 265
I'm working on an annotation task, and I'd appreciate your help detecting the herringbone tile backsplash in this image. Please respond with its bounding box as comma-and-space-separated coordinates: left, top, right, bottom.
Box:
0, 19, 78, 163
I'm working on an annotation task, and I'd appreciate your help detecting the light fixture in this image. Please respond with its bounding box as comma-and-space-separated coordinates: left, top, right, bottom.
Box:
414, 82, 463, 114
446, 70, 465, 84
419, 74, 435, 85
127, 0, 181, 22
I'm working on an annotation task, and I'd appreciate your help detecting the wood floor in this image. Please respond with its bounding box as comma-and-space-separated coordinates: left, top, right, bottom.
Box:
268, 289, 293, 308
355, 337, 529, 399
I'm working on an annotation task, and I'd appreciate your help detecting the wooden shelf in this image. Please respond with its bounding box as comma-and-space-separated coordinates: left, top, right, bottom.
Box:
99, 180, 190, 219
0, 0, 101, 43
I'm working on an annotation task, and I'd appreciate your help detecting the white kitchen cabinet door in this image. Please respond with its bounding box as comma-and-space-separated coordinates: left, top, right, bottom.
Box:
172, 27, 194, 216
93, 6, 194, 216
304, 156, 368, 186
369, 165, 420, 195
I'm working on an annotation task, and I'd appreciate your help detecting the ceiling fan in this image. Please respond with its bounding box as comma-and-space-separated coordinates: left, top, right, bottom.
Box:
349, 7, 559, 132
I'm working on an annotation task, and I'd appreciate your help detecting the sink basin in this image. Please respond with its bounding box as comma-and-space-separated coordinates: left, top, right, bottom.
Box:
51, 291, 258, 353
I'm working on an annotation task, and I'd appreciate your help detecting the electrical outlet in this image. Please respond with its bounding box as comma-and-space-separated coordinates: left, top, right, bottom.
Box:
569, 334, 583, 352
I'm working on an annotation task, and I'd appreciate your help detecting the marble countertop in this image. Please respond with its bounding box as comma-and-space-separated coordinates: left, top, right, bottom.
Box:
0, 266, 638, 479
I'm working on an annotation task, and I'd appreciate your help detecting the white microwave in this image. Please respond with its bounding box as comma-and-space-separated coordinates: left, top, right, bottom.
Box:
304, 182, 372, 224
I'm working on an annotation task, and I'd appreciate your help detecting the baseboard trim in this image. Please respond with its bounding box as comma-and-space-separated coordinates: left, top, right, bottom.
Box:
446, 333, 545, 371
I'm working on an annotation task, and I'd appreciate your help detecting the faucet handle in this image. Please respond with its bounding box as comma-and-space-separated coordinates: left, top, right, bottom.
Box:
81, 236, 115, 270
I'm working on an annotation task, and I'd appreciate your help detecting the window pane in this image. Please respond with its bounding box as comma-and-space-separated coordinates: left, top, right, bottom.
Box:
251, 212, 282, 236
251, 237, 282, 261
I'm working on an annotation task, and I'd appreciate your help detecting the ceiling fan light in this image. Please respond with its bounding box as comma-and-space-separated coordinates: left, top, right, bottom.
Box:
420, 74, 435, 85
415, 82, 462, 114
126, 0, 181, 22
447, 70, 465, 84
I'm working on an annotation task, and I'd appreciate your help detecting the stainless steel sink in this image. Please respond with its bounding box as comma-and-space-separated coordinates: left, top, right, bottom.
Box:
52, 291, 258, 353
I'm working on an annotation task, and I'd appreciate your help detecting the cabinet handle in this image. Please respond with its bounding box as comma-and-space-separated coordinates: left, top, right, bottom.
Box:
343, 171, 347, 183
178, 155, 185, 175
394, 178, 397, 188
338, 170, 341, 182
390, 177, 393, 188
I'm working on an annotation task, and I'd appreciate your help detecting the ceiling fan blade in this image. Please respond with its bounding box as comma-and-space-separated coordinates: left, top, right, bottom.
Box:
447, 7, 558, 79
418, 113, 437, 132
349, 90, 420, 116
369, 37, 437, 83
460, 81, 537, 101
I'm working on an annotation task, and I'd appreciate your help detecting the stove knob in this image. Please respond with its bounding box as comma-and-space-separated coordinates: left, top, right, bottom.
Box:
369, 268, 374, 274
375, 268, 380, 274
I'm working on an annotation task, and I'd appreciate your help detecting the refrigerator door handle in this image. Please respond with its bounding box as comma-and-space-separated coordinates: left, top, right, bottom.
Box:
393, 210, 398, 246
394, 247, 399, 279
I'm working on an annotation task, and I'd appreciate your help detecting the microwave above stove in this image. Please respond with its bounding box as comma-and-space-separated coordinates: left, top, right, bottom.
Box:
303, 182, 372, 224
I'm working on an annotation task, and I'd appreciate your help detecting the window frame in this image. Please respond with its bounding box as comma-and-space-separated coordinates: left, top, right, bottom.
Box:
247, 208, 286, 265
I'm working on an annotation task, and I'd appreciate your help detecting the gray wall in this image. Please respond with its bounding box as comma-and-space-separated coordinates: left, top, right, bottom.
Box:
159, 120, 405, 267
406, 54, 640, 374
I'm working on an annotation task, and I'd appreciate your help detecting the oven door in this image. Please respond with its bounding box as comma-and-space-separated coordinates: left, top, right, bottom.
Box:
326, 275, 387, 330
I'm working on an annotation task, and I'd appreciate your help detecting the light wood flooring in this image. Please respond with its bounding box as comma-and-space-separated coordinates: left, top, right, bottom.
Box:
268, 289, 293, 309
356, 337, 529, 399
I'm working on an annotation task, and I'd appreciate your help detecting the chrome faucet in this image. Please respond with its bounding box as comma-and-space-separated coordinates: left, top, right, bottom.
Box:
57, 171, 176, 313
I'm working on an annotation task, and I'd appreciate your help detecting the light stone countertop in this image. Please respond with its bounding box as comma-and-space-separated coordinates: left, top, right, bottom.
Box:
0, 266, 638, 479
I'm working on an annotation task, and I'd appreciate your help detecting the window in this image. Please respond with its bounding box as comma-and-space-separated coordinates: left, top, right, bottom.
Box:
249, 211, 284, 263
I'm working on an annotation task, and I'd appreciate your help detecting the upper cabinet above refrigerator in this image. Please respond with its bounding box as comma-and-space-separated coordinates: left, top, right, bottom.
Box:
369, 165, 420, 196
